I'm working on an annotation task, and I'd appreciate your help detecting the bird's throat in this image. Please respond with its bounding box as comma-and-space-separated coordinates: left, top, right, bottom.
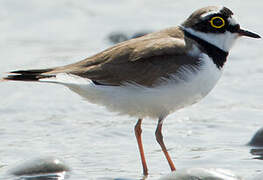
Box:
183, 29, 229, 69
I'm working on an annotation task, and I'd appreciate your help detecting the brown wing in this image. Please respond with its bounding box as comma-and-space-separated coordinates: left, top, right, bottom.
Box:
5, 27, 200, 87
46, 28, 199, 87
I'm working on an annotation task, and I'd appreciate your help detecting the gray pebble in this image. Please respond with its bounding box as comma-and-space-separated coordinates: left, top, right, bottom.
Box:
248, 127, 263, 147
107, 31, 150, 44
9, 156, 70, 179
107, 32, 129, 44
158, 168, 243, 180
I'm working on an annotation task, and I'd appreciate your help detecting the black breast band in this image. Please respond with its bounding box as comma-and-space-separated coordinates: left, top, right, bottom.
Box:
183, 29, 229, 69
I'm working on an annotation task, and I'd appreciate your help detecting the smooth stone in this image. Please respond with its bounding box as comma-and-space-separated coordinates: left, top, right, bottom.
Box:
130, 31, 150, 39
250, 148, 263, 159
158, 168, 243, 180
107, 31, 150, 44
9, 156, 70, 178
248, 127, 263, 147
107, 32, 129, 44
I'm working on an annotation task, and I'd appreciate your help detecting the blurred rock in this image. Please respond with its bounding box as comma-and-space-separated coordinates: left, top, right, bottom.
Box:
107, 31, 150, 44
158, 168, 242, 180
130, 32, 149, 39
108, 32, 129, 44
248, 127, 263, 147
9, 156, 70, 180
250, 148, 263, 160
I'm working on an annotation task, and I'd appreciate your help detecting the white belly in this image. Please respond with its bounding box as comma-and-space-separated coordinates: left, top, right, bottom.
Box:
51, 53, 222, 119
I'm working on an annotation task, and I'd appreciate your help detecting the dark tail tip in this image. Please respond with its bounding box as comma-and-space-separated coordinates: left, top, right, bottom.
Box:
3, 68, 55, 82
3, 74, 54, 81
9, 68, 53, 75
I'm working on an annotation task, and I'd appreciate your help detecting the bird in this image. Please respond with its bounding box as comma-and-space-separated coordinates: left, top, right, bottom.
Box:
2, 6, 260, 176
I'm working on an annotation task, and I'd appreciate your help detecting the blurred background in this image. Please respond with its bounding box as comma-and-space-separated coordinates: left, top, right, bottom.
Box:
0, 0, 262, 179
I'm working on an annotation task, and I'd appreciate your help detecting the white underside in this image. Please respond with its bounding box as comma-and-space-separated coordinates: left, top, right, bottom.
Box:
40, 52, 222, 119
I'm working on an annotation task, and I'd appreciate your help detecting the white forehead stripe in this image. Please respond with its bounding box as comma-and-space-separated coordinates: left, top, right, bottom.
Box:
200, 6, 224, 18
201, 10, 220, 18
228, 17, 238, 26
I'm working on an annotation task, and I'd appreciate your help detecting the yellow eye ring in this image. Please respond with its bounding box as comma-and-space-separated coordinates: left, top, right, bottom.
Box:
209, 16, 225, 28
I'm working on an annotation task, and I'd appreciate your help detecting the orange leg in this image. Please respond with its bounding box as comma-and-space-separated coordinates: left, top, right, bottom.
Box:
134, 118, 148, 176
155, 117, 176, 171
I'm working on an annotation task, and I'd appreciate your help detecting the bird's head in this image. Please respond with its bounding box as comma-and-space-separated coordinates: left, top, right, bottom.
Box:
181, 6, 261, 52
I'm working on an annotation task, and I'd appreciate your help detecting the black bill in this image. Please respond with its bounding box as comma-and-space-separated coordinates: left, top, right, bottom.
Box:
238, 29, 261, 38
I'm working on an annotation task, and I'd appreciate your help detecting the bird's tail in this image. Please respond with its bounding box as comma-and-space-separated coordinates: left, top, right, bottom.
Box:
2, 68, 55, 82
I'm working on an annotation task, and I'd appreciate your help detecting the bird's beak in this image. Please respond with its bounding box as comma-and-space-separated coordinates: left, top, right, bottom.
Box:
237, 28, 261, 38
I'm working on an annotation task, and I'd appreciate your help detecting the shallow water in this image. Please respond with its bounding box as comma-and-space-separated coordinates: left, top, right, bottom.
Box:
0, 0, 263, 179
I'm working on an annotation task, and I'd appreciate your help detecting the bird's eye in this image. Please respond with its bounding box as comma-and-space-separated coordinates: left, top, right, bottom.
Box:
209, 16, 225, 28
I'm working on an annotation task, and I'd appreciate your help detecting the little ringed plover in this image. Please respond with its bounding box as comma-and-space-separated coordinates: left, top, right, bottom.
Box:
2, 6, 261, 176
